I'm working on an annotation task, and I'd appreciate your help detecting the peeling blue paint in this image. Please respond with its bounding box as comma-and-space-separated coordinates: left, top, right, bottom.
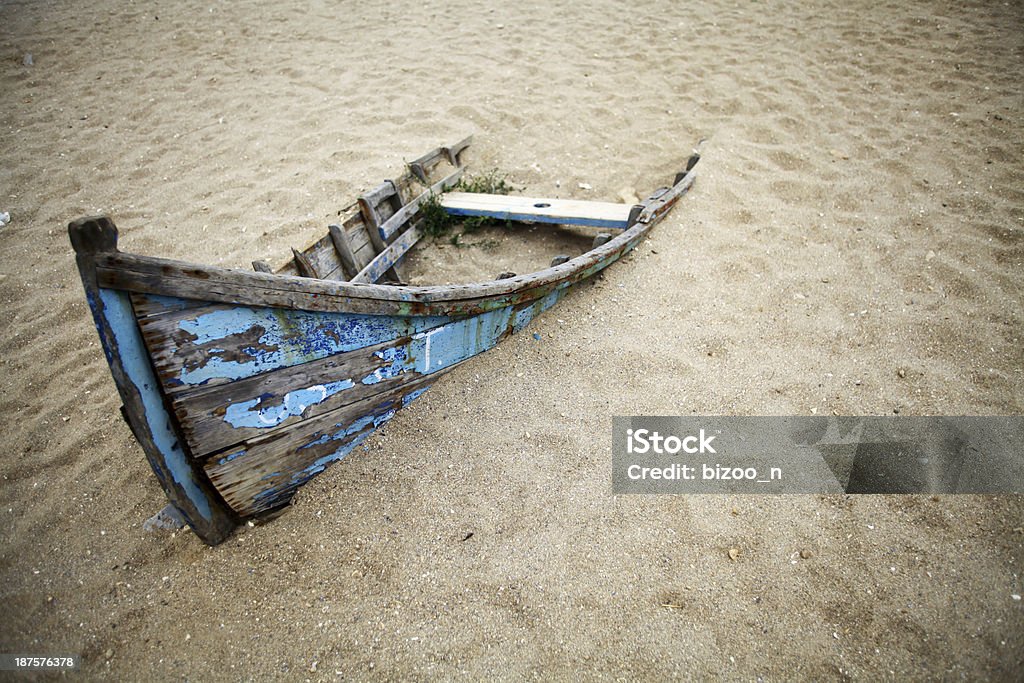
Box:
514, 289, 564, 332
218, 448, 246, 466
223, 379, 356, 429
360, 346, 410, 385
172, 301, 451, 386
205, 288, 569, 514
97, 288, 214, 522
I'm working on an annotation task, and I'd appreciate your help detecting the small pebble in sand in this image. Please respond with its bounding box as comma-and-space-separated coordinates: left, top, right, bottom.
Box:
23, 53, 33, 66
800, 549, 812, 559
897, 368, 906, 378
728, 547, 740, 561
578, 182, 592, 190
0, 212, 10, 227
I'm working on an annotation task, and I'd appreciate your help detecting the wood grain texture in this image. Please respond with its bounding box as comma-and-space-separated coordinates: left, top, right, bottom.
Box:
328, 224, 360, 280
291, 248, 320, 278
350, 225, 422, 284
69, 217, 237, 545
134, 298, 452, 393
204, 374, 436, 515
130, 292, 204, 318
91, 192, 665, 315
199, 287, 565, 515
171, 336, 416, 457
358, 181, 403, 282
249, 137, 468, 278
199, 286, 569, 516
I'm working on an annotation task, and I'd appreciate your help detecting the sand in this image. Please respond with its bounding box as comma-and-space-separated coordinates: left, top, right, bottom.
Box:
1, 0, 1022, 679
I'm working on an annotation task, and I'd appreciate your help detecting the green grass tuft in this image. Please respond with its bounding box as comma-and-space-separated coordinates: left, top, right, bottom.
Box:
417, 169, 518, 239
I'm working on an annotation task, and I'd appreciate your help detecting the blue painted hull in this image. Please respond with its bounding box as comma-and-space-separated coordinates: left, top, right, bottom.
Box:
126, 287, 569, 516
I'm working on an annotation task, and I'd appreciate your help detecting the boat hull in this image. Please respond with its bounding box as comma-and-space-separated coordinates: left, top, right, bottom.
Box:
69, 141, 699, 544
133, 289, 567, 516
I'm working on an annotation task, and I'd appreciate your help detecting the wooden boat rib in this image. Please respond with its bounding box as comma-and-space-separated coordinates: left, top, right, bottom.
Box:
69, 137, 700, 544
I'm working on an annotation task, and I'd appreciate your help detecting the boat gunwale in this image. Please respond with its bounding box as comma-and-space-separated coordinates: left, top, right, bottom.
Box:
91, 168, 697, 316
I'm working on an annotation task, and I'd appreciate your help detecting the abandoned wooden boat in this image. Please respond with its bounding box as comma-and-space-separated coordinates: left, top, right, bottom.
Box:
69, 137, 700, 545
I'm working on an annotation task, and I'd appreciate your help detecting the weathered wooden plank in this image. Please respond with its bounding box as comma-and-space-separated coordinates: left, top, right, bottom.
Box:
68, 217, 237, 544
291, 248, 319, 278
69, 142, 699, 540
408, 135, 471, 183
296, 234, 344, 281
328, 225, 360, 280
136, 297, 453, 392
344, 219, 371, 257
352, 239, 378, 271
201, 287, 564, 516
441, 192, 637, 229
360, 180, 401, 212
443, 134, 473, 167
171, 286, 566, 459
130, 292, 204, 318
326, 204, 373, 273
91, 160, 697, 317
173, 336, 417, 457
408, 147, 445, 184
350, 225, 422, 285
216, 138, 470, 284
205, 375, 435, 515
377, 167, 463, 241
257, 211, 356, 281
638, 166, 698, 224
358, 181, 403, 283
94, 227, 629, 316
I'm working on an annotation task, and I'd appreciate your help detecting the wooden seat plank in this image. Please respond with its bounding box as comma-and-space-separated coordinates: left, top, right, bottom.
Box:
440, 192, 637, 229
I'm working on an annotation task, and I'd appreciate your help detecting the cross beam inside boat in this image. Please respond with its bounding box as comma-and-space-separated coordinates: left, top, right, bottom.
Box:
440, 192, 643, 229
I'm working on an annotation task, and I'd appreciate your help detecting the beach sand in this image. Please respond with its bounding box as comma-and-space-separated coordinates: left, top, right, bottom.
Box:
1, 0, 1022, 678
